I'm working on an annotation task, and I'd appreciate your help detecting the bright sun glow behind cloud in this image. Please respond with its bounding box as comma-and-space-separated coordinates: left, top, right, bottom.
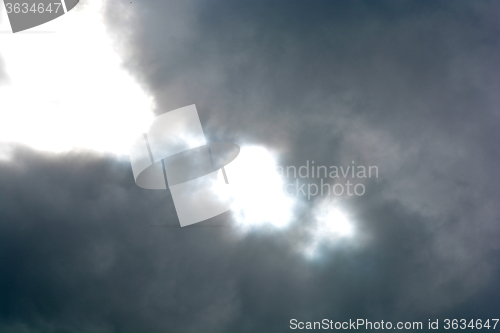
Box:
0, 3, 357, 255
0, 1, 154, 156
222, 146, 296, 230
304, 200, 355, 258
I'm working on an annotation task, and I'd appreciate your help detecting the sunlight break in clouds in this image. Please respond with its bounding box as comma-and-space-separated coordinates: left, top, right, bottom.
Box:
221, 146, 296, 230
0, 0, 154, 156
304, 199, 355, 258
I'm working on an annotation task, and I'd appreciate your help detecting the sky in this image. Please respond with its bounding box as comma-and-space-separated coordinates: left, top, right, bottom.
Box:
0, 0, 499, 332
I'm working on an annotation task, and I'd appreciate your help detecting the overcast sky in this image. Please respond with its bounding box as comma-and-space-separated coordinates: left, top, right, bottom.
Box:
0, 0, 499, 332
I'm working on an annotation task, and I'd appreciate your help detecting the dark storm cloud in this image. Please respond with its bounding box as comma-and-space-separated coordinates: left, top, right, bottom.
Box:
104, 0, 500, 303
1, 0, 500, 331
0, 146, 240, 331
3, 147, 497, 332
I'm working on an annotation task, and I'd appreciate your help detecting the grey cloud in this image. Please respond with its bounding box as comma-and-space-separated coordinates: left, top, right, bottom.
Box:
1, 0, 499, 331
103, 0, 500, 297
0, 149, 497, 331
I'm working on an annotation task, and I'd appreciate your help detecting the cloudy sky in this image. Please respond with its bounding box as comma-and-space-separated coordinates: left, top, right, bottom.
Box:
0, 0, 499, 331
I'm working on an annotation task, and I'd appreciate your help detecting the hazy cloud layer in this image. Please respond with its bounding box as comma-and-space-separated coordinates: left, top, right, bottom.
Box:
0, 0, 499, 331
1, 147, 497, 332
